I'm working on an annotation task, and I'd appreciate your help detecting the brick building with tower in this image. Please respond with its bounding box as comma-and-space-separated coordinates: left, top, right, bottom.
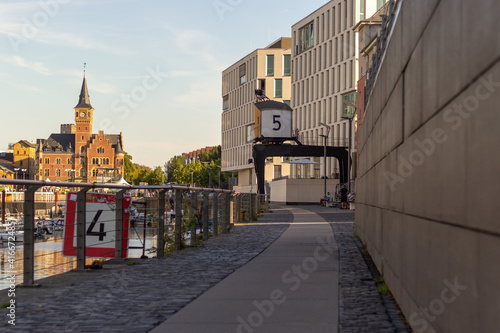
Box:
37, 73, 125, 183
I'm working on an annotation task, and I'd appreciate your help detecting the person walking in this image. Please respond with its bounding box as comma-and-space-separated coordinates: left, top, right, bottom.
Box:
340, 185, 349, 209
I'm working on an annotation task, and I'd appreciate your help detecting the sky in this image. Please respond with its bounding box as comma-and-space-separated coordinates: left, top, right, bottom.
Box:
0, 0, 328, 168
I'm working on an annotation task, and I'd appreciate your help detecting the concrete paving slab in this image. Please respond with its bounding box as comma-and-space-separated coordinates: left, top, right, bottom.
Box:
152, 207, 339, 333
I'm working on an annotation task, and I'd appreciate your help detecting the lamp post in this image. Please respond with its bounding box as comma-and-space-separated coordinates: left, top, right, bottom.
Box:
319, 122, 331, 198
65, 169, 75, 182
342, 94, 357, 193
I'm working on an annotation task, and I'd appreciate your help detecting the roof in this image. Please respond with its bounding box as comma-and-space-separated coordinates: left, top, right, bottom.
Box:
40, 134, 75, 153
74, 76, 93, 109
105, 134, 124, 154
255, 100, 293, 112
16, 140, 37, 149
40, 132, 124, 155
0, 162, 15, 172
0, 152, 13, 162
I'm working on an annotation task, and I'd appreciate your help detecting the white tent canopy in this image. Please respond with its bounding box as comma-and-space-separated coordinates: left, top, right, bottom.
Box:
114, 177, 130, 185
284, 158, 319, 165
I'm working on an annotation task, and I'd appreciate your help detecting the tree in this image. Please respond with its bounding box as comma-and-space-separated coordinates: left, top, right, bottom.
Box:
164, 155, 184, 183
164, 145, 233, 188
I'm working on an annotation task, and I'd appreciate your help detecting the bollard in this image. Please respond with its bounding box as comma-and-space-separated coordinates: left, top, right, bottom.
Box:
190, 190, 198, 245
212, 193, 219, 237
157, 189, 166, 258
202, 192, 209, 241
76, 188, 90, 271
115, 190, 125, 260
22, 185, 40, 287
174, 189, 182, 251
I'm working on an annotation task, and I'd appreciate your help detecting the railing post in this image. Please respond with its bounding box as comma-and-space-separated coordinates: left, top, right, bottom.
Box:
202, 192, 209, 240
250, 193, 255, 221
221, 193, 228, 234
22, 185, 40, 287
190, 190, 198, 245
228, 193, 233, 228
76, 188, 90, 271
212, 192, 219, 237
174, 189, 182, 251
157, 189, 166, 258
115, 190, 125, 260
1, 189, 5, 224
235, 193, 241, 223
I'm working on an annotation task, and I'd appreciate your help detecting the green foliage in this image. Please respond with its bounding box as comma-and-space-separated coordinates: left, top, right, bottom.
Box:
124, 152, 165, 185
165, 145, 232, 188
377, 283, 391, 296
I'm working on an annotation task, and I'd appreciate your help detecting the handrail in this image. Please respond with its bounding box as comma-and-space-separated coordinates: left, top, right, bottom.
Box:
0, 179, 234, 193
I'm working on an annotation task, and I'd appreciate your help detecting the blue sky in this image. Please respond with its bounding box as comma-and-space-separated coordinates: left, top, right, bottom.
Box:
0, 0, 327, 168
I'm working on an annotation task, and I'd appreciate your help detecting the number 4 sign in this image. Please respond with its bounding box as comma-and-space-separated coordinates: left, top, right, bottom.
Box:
62, 192, 132, 258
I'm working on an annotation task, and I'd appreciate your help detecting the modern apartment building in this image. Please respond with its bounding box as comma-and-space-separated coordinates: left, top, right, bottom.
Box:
290, 0, 385, 183
221, 38, 292, 193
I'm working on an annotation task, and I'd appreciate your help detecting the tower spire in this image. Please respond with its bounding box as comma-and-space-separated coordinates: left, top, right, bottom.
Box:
75, 63, 92, 109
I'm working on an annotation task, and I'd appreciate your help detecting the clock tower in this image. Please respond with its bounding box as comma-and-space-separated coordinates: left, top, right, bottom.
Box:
74, 72, 93, 180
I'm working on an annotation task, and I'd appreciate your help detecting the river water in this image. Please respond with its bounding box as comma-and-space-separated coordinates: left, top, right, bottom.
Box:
0, 227, 157, 291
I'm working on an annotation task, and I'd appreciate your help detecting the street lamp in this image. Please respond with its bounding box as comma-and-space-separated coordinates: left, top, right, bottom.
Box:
342, 93, 357, 193
65, 169, 75, 182
319, 122, 331, 198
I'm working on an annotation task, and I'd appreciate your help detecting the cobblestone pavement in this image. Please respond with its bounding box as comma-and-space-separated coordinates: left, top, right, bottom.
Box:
1, 206, 412, 333
316, 208, 411, 333
0, 208, 292, 332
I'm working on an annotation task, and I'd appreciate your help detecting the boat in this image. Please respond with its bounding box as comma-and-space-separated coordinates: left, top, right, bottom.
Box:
53, 219, 65, 231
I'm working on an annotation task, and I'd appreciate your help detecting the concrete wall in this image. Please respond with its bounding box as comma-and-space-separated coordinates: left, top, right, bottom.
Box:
270, 178, 338, 204
355, 0, 500, 332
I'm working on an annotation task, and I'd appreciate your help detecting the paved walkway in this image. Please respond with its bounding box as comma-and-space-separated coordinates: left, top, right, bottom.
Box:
153, 207, 339, 333
0, 205, 410, 332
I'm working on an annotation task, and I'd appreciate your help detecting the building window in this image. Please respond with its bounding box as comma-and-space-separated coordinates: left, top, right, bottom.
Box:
80, 146, 85, 154
67, 158, 72, 164
223, 95, 229, 110
274, 165, 282, 179
266, 55, 274, 76
80, 168, 86, 177
44, 169, 49, 177
258, 79, 266, 96
93, 169, 98, 177
44, 158, 49, 164
81, 136, 84, 140
283, 55, 291, 76
239, 64, 246, 85
283, 100, 291, 106
97, 147, 104, 154
56, 169, 61, 177
275, 79, 283, 98
246, 124, 255, 142
56, 158, 61, 165
377, 0, 384, 10
80, 158, 85, 165
299, 22, 314, 53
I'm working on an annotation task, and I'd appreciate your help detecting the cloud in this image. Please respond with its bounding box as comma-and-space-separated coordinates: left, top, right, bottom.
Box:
163, 24, 226, 72
1, 55, 50, 75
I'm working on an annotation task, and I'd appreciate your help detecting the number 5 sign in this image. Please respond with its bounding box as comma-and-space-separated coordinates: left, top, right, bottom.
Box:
255, 100, 292, 139
63, 192, 132, 258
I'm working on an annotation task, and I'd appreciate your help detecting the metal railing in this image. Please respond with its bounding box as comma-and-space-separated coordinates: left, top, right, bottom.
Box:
0, 179, 271, 288
364, 0, 402, 108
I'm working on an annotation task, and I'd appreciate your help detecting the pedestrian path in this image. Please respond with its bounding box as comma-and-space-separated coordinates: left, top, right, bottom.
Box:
152, 207, 339, 333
